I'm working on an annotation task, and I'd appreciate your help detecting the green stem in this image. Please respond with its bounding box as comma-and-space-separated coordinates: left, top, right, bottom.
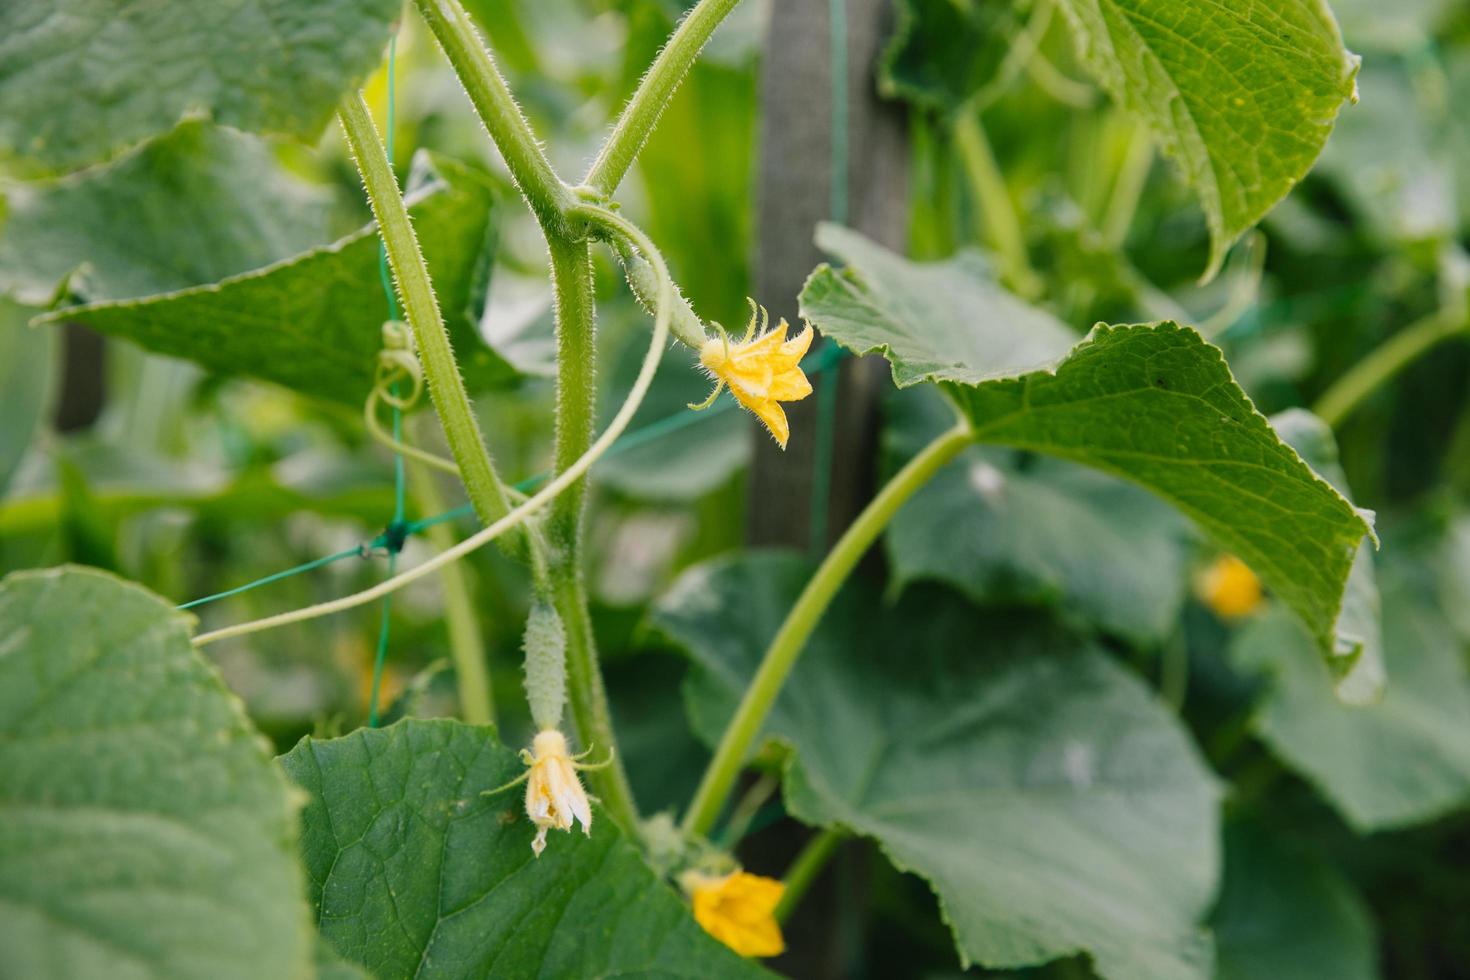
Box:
582, 0, 744, 195
544, 231, 637, 833
682, 424, 973, 836
547, 236, 598, 560
409, 447, 494, 725
1314, 311, 1468, 428
412, 0, 572, 232
338, 95, 517, 532
775, 828, 846, 923
1101, 122, 1153, 249
954, 112, 1041, 299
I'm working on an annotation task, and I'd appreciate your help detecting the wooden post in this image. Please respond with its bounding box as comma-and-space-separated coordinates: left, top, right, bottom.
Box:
746, 0, 907, 551
743, 3, 906, 974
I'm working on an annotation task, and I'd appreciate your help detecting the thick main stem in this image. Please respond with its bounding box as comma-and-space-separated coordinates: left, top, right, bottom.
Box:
413, 0, 573, 232
338, 95, 516, 532
545, 233, 638, 833
583, 0, 744, 195
1314, 310, 1468, 428
682, 424, 973, 837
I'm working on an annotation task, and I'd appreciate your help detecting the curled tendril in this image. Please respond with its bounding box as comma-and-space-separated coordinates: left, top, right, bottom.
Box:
363, 319, 459, 474
375, 319, 425, 410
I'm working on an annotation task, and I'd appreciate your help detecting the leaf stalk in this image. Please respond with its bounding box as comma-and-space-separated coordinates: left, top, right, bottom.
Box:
681, 423, 974, 837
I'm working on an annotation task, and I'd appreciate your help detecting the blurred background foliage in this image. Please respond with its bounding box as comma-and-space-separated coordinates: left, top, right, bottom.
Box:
3, 0, 1470, 976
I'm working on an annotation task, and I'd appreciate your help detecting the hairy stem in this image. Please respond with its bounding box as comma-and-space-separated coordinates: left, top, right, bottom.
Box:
583, 0, 744, 195
339, 95, 517, 535
547, 237, 598, 558
776, 828, 846, 923
954, 112, 1041, 299
1314, 310, 1468, 428
413, 0, 572, 232
682, 424, 973, 836
543, 233, 640, 831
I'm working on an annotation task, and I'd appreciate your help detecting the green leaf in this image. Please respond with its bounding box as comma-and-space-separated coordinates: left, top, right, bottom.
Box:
0, 566, 312, 979
653, 554, 1222, 980
1270, 409, 1384, 705
885, 384, 1190, 644
878, 0, 1021, 115
801, 228, 1373, 672
1229, 559, 1470, 831
0, 0, 398, 176
801, 223, 1078, 387
1211, 822, 1377, 980
35, 152, 514, 405
595, 343, 749, 502
0, 299, 55, 494
888, 448, 1190, 645
1050, 0, 1360, 277
278, 719, 768, 980
0, 122, 332, 307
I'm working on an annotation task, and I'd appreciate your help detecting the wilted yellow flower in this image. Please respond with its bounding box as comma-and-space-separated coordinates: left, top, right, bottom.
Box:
1198, 554, 1264, 619
692, 302, 814, 449
684, 870, 786, 958
523, 729, 592, 857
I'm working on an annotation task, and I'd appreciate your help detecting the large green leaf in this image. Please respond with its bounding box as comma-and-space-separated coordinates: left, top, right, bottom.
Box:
653, 554, 1221, 980
1270, 409, 1384, 705
0, 0, 398, 176
1230, 556, 1470, 831
278, 719, 767, 980
595, 342, 749, 502
801, 224, 1077, 387
1050, 0, 1360, 277
1211, 822, 1377, 980
801, 228, 1373, 674
34, 153, 513, 405
0, 122, 332, 307
881, 386, 1189, 647
0, 566, 312, 979
888, 442, 1190, 645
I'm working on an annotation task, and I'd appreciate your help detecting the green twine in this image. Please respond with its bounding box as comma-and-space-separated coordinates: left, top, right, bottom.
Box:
176, 547, 366, 611
808, 0, 849, 556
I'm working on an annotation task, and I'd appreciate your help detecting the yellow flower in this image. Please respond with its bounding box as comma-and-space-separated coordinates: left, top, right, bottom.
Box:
523, 729, 593, 857
683, 870, 786, 958
693, 302, 814, 449
1198, 554, 1264, 620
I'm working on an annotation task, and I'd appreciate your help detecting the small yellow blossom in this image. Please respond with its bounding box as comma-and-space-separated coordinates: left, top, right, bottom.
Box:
1198, 554, 1264, 619
683, 870, 786, 958
693, 302, 814, 449
523, 729, 593, 857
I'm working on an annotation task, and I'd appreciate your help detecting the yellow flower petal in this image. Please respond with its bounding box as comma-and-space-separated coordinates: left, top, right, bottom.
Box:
697, 309, 814, 448
1197, 554, 1263, 619
689, 871, 786, 958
